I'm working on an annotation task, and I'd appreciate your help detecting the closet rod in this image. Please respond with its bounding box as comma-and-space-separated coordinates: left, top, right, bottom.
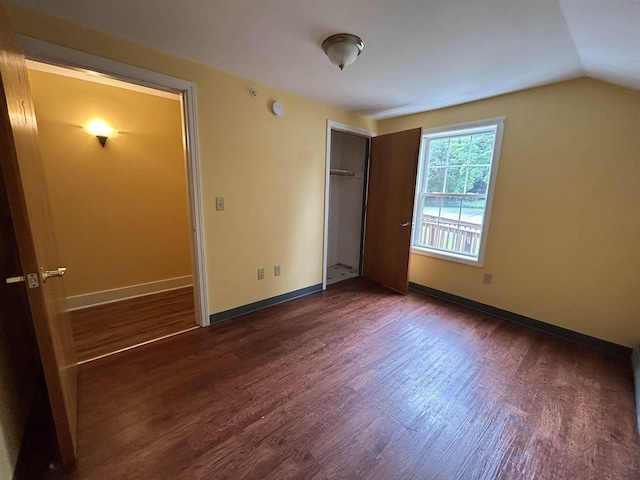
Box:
330, 169, 355, 177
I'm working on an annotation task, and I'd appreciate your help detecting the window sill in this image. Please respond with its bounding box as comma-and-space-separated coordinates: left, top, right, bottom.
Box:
411, 246, 484, 267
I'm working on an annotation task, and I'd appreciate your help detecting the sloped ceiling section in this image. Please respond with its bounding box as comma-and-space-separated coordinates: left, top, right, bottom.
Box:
559, 0, 640, 92
10, 0, 640, 119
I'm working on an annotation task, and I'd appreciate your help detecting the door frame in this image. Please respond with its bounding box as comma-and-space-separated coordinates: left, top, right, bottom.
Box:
18, 36, 211, 326
322, 120, 376, 290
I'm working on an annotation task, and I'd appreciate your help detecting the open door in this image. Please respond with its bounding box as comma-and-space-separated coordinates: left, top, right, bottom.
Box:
0, 4, 77, 464
362, 128, 422, 294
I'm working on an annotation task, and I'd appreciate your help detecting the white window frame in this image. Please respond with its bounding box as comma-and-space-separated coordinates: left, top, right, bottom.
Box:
411, 117, 505, 267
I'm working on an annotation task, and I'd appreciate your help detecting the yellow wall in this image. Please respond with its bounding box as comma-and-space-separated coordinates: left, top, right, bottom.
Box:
379, 78, 640, 347
27, 69, 191, 297
5, 3, 376, 313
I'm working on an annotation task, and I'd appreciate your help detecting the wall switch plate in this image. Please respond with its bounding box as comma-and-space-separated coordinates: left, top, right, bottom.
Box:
215, 197, 224, 211
274, 265, 281, 276
258, 268, 265, 280
482, 273, 493, 284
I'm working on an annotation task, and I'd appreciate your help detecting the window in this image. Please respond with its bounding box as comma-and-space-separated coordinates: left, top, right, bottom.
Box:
412, 117, 505, 266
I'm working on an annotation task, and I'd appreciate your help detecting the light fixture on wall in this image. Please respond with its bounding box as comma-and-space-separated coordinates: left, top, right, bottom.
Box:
84, 119, 116, 147
322, 33, 365, 70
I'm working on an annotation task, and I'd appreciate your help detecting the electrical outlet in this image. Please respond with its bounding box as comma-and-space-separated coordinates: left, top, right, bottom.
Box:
274, 265, 281, 276
258, 268, 264, 280
215, 197, 224, 211
482, 273, 493, 284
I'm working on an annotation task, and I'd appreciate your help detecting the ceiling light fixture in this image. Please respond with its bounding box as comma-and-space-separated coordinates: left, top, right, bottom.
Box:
322, 33, 365, 70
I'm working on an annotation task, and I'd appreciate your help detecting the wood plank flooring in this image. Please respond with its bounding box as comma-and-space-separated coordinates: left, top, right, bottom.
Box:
69, 287, 196, 362
42, 278, 639, 479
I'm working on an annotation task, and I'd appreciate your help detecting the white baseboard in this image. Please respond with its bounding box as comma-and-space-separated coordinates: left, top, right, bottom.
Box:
66, 275, 193, 311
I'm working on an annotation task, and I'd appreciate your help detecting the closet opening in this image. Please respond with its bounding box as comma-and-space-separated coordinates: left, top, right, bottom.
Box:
325, 129, 371, 286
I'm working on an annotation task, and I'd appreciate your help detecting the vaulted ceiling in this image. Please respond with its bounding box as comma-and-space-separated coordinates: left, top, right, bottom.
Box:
11, 0, 640, 119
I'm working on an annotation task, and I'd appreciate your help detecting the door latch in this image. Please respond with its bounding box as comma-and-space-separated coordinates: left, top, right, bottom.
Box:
5, 273, 40, 288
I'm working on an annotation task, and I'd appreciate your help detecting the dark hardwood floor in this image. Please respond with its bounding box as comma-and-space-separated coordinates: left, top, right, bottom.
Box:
69, 287, 196, 362
40, 278, 638, 479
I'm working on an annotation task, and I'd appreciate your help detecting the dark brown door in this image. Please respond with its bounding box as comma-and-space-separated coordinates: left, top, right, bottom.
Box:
362, 128, 422, 294
0, 4, 77, 464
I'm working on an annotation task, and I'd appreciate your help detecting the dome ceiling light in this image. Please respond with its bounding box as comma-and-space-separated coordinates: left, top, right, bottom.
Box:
322, 33, 365, 70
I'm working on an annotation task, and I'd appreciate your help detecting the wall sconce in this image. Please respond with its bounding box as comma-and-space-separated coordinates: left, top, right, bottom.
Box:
84, 119, 116, 147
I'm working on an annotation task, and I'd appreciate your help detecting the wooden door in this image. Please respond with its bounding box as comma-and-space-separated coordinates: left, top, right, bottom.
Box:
0, 4, 78, 464
362, 128, 422, 294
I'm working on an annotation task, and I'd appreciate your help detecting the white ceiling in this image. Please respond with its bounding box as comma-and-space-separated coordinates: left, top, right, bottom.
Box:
11, 0, 640, 119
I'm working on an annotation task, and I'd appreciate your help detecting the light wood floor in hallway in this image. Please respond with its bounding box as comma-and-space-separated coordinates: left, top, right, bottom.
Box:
69, 286, 196, 362
41, 278, 638, 479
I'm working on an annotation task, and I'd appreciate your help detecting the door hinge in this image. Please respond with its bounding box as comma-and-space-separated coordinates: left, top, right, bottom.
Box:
5, 273, 39, 288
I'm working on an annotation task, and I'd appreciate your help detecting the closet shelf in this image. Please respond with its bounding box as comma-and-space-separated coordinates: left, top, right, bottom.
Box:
330, 169, 356, 177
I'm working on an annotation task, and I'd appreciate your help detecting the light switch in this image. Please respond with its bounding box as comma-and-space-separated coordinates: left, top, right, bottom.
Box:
215, 197, 224, 211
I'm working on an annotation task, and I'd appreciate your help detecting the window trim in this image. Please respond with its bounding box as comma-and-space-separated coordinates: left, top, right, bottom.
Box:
411, 117, 506, 267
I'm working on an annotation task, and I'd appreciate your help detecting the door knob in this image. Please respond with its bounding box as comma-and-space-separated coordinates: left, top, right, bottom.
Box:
41, 267, 67, 283
399, 221, 411, 227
